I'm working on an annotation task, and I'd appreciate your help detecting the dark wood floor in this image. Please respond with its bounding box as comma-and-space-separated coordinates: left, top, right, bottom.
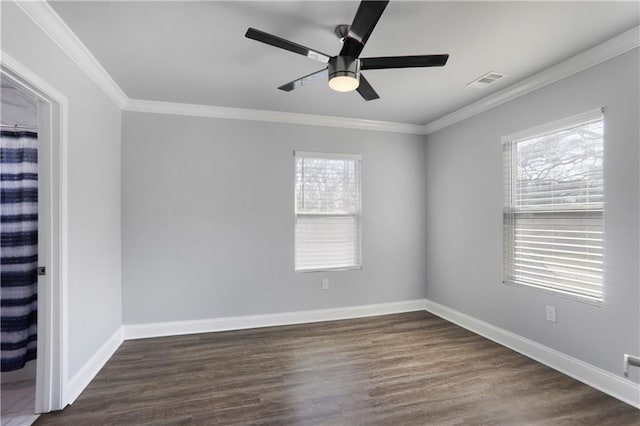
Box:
35, 311, 639, 425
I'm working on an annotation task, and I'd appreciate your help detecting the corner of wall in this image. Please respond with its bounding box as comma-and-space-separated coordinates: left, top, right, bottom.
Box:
424, 299, 640, 409
65, 327, 124, 406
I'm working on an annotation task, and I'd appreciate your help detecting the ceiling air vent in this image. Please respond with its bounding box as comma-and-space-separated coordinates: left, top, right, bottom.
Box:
467, 71, 506, 88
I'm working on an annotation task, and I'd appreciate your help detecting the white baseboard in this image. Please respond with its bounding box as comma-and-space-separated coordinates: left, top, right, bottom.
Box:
122, 299, 426, 340
65, 327, 123, 405
423, 298, 640, 409
64, 299, 640, 411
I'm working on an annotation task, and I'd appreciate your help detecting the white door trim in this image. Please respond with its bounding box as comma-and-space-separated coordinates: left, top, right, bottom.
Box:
1, 50, 68, 412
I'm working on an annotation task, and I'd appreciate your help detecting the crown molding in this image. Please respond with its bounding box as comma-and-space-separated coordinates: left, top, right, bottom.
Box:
16, 1, 638, 136
424, 25, 640, 135
124, 99, 427, 135
15, 0, 424, 135
15, 0, 128, 108
14, 1, 423, 135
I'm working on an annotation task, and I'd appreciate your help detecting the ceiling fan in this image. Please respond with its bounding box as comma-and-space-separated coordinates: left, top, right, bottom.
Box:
245, 0, 449, 101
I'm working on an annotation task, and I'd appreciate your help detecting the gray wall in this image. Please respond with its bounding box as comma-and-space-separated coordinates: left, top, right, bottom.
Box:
122, 113, 428, 324
2, 3, 123, 379
424, 49, 639, 382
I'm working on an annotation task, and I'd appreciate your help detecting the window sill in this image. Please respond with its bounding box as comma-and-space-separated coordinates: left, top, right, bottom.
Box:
296, 265, 362, 273
503, 279, 603, 307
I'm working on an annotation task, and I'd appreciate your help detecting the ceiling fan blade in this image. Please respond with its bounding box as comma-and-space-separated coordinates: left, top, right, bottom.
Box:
356, 74, 379, 101
340, 1, 389, 58
278, 68, 328, 92
245, 28, 331, 63
361, 54, 449, 70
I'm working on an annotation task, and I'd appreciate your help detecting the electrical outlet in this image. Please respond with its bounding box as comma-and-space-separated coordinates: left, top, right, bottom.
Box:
546, 306, 557, 323
321, 279, 329, 290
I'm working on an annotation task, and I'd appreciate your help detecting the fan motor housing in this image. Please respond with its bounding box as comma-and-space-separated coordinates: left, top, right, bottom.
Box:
328, 56, 360, 81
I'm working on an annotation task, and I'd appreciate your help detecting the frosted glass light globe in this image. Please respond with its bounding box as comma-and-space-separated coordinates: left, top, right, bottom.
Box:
328, 75, 359, 92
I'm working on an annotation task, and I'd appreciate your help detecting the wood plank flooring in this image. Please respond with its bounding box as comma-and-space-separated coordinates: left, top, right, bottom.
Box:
34, 311, 640, 425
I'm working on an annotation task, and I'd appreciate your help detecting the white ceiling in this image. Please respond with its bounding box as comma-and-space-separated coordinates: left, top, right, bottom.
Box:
49, 1, 639, 125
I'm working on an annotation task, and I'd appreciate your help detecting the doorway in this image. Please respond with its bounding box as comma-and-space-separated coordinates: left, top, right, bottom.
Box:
1, 57, 66, 419
1, 74, 40, 425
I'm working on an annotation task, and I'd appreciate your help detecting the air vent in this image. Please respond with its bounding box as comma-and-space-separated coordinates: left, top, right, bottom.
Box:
467, 71, 506, 88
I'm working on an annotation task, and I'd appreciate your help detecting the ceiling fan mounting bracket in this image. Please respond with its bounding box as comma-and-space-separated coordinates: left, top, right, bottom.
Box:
334, 25, 350, 42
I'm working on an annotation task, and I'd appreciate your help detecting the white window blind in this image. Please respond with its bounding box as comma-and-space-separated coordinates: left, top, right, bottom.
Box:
295, 151, 362, 272
503, 109, 604, 302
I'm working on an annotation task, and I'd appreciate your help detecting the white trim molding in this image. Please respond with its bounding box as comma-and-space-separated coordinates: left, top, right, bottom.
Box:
423, 299, 640, 409
123, 299, 426, 340
65, 328, 123, 405
501, 107, 604, 144
123, 99, 427, 135
424, 26, 640, 135
14, 0, 128, 108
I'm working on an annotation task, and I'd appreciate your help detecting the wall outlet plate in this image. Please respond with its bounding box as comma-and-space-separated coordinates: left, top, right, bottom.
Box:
321, 279, 329, 290
546, 306, 557, 323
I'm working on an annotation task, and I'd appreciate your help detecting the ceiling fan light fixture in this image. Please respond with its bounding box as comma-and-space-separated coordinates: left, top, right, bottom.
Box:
328, 56, 360, 93
329, 75, 360, 92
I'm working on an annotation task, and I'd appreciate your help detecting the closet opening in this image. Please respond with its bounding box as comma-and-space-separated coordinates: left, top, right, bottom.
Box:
1, 60, 66, 420
1, 74, 40, 425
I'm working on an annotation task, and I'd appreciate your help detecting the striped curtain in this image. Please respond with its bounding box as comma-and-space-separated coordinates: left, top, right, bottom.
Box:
1, 130, 38, 372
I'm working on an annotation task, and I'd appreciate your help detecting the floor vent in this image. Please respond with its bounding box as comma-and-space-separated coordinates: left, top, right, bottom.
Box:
467, 71, 506, 88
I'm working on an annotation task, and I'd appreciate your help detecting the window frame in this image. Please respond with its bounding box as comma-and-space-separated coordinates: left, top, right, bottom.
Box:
294, 151, 363, 273
501, 108, 605, 305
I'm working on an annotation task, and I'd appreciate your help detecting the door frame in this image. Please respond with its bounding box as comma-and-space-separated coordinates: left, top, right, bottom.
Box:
2, 51, 68, 412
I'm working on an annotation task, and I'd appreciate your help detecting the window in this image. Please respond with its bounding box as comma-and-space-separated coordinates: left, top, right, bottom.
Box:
503, 109, 604, 303
295, 151, 362, 272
